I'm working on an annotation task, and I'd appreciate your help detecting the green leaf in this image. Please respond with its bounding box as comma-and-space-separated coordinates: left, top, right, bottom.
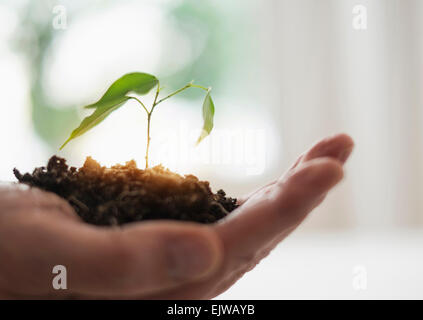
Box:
85, 72, 158, 109
60, 72, 158, 149
60, 96, 130, 149
196, 90, 215, 145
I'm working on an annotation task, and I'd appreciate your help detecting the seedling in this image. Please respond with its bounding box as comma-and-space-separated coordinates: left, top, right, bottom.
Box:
15, 73, 237, 226
60, 72, 215, 168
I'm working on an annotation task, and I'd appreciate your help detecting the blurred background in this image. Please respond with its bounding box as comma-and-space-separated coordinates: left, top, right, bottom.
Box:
1, 0, 422, 299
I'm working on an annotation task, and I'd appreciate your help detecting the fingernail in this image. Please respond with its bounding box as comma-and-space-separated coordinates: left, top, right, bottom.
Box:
166, 234, 219, 281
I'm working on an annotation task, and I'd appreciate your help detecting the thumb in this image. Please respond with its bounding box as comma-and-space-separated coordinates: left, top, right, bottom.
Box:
66, 222, 224, 296
4, 214, 223, 297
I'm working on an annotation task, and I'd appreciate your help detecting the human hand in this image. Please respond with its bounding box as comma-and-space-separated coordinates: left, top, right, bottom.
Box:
0, 133, 353, 299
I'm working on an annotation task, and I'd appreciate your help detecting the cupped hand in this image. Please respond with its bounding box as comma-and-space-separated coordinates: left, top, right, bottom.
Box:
0, 133, 354, 299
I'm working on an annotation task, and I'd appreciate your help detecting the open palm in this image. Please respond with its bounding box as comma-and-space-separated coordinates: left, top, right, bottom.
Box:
0, 133, 353, 299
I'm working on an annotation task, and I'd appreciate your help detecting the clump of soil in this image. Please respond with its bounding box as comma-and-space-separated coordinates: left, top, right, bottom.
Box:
13, 156, 238, 226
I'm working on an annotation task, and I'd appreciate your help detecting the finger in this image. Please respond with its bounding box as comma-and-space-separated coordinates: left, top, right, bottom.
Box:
1, 217, 222, 297
131, 138, 355, 300
288, 153, 305, 170
146, 157, 346, 300
236, 180, 276, 206
301, 133, 354, 164
215, 157, 344, 268
0, 184, 80, 222
237, 133, 354, 205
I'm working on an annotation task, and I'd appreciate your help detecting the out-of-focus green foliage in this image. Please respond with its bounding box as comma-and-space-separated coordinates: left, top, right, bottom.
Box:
12, 1, 81, 149
8, 0, 247, 149
159, 0, 228, 99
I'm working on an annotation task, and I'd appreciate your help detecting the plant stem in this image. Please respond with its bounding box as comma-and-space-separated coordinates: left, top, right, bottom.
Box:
128, 96, 149, 114
155, 82, 209, 106
144, 82, 161, 168
138, 81, 209, 169
145, 112, 151, 168
150, 81, 161, 114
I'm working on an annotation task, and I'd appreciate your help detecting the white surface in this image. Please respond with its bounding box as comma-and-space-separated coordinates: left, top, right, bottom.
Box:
217, 230, 423, 300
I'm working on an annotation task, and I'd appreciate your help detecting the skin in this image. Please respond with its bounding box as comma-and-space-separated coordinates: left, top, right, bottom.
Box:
0, 133, 354, 299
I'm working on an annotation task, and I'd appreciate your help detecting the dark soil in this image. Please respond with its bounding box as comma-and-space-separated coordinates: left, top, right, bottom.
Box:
13, 156, 238, 226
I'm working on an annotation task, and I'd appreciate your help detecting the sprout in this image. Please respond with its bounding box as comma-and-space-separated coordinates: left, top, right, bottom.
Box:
60, 72, 215, 168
